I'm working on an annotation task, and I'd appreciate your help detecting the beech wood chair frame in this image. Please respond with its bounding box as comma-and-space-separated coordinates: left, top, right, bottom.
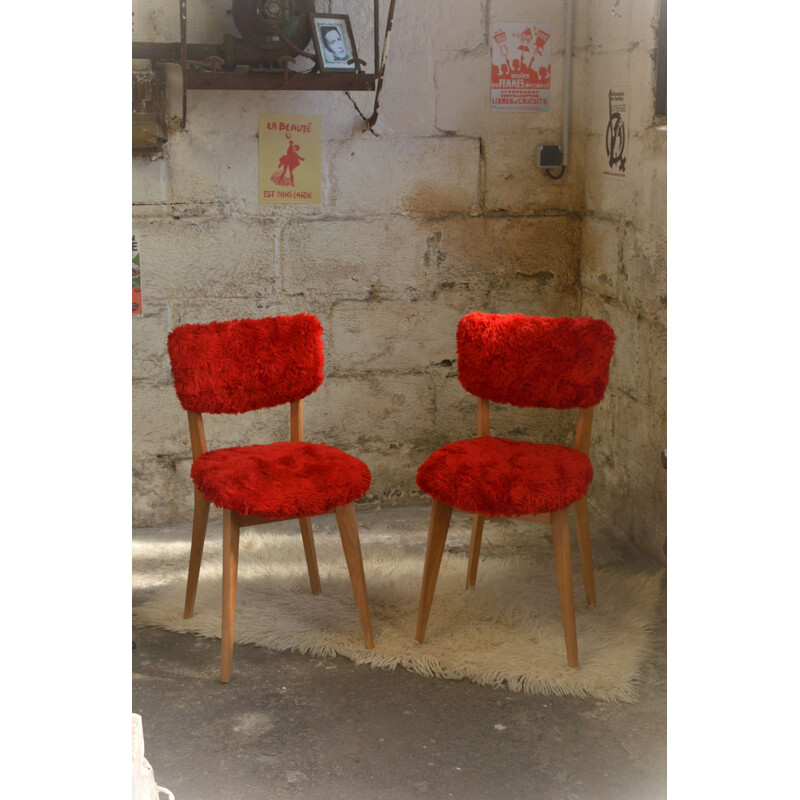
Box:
415, 397, 597, 669
183, 398, 374, 683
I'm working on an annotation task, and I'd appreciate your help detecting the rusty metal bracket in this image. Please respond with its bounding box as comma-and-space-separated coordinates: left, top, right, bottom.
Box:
348, 57, 367, 76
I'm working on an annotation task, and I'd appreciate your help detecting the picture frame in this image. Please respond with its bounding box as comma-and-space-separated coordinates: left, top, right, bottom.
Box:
309, 13, 358, 73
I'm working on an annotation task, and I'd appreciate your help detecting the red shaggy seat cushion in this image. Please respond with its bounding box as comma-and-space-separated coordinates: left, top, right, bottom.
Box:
416, 437, 593, 517
191, 442, 371, 520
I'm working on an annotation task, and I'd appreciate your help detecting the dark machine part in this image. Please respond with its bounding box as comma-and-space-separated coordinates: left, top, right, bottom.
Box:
231, 0, 313, 55
134, 0, 314, 68
136, 34, 311, 68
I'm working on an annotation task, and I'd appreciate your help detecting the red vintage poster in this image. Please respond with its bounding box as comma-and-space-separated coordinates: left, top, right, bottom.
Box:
491, 23, 552, 113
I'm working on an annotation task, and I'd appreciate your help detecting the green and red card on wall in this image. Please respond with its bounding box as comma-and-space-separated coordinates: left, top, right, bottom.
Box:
133, 235, 142, 316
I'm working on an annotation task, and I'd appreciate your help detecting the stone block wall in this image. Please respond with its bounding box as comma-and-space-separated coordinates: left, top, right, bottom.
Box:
132, 0, 666, 563
576, 0, 667, 559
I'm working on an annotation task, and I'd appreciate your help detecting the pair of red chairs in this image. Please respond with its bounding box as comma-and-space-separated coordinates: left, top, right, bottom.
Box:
167, 312, 615, 681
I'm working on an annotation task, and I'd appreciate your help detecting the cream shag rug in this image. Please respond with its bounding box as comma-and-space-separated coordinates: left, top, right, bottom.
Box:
134, 525, 662, 703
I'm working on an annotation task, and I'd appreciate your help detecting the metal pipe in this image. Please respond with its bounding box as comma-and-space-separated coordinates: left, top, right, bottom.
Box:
374, 0, 380, 74
562, 0, 574, 166
180, 0, 187, 129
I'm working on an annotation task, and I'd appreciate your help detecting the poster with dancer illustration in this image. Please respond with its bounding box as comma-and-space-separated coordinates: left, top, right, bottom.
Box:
491, 23, 551, 112
258, 114, 321, 204
603, 88, 629, 180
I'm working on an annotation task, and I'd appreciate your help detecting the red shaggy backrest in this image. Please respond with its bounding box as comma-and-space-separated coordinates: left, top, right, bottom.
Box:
457, 312, 615, 409
167, 314, 325, 414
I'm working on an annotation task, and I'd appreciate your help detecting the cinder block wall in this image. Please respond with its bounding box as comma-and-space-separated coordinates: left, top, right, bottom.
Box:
132, 0, 666, 562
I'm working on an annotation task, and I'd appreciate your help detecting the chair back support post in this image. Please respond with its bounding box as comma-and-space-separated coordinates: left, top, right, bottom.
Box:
572, 407, 594, 455
290, 399, 304, 442
187, 411, 208, 459
477, 397, 490, 436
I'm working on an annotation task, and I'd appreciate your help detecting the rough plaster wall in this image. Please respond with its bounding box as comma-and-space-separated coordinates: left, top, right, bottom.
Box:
133, 0, 589, 528
575, 0, 667, 560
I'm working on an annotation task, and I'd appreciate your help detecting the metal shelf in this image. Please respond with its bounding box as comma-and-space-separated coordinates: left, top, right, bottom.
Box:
182, 69, 377, 92
132, 1, 395, 129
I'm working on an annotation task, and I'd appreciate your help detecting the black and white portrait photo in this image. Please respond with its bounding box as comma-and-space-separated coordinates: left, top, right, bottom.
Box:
310, 14, 357, 72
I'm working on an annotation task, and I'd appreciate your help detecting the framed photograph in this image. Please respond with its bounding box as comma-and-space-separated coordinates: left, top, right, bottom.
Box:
309, 13, 358, 73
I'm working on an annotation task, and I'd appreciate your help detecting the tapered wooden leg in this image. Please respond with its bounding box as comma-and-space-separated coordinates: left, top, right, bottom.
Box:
551, 508, 578, 668
298, 517, 321, 595
184, 489, 210, 619
335, 503, 374, 650
415, 499, 453, 644
574, 497, 596, 605
465, 514, 485, 589
220, 509, 240, 683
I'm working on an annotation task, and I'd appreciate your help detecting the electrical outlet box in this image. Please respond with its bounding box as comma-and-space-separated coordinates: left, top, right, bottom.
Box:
537, 145, 563, 168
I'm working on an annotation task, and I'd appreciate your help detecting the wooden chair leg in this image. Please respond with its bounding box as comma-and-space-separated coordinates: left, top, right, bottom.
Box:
220, 509, 240, 683
298, 516, 322, 594
335, 503, 375, 650
184, 489, 210, 619
551, 507, 579, 668
465, 514, 485, 589
415, 499, 453, 644
574, 497, 596, 605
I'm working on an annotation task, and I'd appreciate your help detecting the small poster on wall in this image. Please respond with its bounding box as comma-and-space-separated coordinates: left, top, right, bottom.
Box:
258, 114, 322, 204
603, 88, 629, 180
132, 235, 142, 316
491, 23, 552, 112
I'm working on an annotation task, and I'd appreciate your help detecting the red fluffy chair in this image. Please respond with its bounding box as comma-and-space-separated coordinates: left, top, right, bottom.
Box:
167, 314, 374, 682
415, 312, 616, 668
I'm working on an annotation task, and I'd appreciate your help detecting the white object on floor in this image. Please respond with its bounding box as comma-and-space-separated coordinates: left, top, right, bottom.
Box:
132, 714, 174, 800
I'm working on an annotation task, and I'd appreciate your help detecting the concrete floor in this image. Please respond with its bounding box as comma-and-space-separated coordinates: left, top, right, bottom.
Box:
133, 506, 666, 800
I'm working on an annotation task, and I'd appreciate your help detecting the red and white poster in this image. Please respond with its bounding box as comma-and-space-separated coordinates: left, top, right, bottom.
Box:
491, 23, 551, 112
